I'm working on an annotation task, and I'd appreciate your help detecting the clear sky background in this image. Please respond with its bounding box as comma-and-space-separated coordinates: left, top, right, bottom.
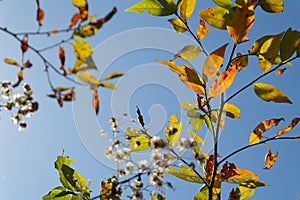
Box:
0, 0, 300, 199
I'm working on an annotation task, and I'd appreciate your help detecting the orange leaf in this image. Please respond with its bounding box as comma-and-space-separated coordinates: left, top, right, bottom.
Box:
59, 46, 65, 65
69, 13, 80, 29
231, 53, 248, 72
275, 68, 286, 76
202, 43, 228, 82
62, 90, 75, 101
277, 117, 300, 136
264, 149, 278, 170
4, 58, 20, 66
13, 70, 24, 88
79, 5, 88, 23
24, 60, 32, 68
36, 8, 45, 26
221, 162, 238, 180
225, 3, 254, 44
208, 66, 236, 98
158, 60, 205, 95
50, 29, 59, 35
196, 20, 210, 41
20, 35, 29, 53
249, 118, 284, 145
93, 89, 99, 115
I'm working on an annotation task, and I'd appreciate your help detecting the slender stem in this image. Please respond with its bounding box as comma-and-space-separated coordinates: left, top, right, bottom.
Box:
38, 37, 72, 52
226, 43, 237, 70
0, 27, 85, 85
218, 135, 300, 166
175, 13, 208, 56
225, 56, 298, 104
15, 27, 77, 36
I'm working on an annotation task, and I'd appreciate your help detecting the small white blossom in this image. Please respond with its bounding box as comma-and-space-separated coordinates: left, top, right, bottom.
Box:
150, 136, 167, 150
137, 160, 149, 172
177, 137, 196, 151
131, 190, 143, 200
113, 150, 125, 162
1, 88, 12, 99
123, 161, 134, 174
18, 122, 27, 131
122, 147, 131, 158
131, 179, 143, 189
104, 146, 113, 159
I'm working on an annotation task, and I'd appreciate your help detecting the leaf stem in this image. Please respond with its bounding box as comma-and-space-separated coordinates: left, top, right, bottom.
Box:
225, 56, 298, 104
218, 135, 300, 166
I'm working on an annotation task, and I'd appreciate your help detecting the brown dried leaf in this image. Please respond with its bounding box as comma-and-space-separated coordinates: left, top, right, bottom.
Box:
69, 13, 80, 29
20, 35, 29, 53
36, 8, 45, 26
93, 89, 99, 115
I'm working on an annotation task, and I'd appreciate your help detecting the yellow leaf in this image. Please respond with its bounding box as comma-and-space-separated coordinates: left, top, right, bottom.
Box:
259, 0, 283, 13
4, 58, 20, 66
130, 136, 150, 152
174, 45, 201, 61
202, 43, 228, 82
72, 0, 87, 8
158, 60, 205, 94
196, 19, 210, 41
210, 110, 225, 131
264, 150, 278, 170
223, 104, 240, 119
225, 3, 254, 44
249, 118, 284, 145
104, 72, 124, 80
231, 53, 248, 72
180, 0, 196, 20
71, 38, 92, 61
277, 117, 300, 136
253, 82, 292, 104
165, 114, 182, 146
199, 7, 229, 30
188, 130, 205, 145
75, 72, 100, 89
258, 32, 284, 73
208, 66, 236, 99
166, 166, 204, 183
73, 25, 98, 38
168, 18, 187, 33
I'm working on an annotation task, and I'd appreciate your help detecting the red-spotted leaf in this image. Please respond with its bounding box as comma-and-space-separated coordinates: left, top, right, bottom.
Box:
208, 66, 236, 98
264, 149, 278, 170
253, 82, 292, 104
249, 118, 284, 145
202, 43, 228, 82
196, 20, 210, 41
277, 117, 300, 136
225, 3, 254, 44
199, 7, 229, 30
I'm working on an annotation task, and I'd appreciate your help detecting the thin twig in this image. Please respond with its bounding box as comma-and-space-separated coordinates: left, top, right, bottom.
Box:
225, 56, 298, 104
218, 135, 300, 166
38, 37, 72, 52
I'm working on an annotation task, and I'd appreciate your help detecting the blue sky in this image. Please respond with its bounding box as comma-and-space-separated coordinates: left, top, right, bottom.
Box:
0, 0, 300, 199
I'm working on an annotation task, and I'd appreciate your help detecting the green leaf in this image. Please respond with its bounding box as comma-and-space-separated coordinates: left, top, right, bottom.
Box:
249, 35, 273, 55
130, 136, 150, 152
223, 104, 240, 119
174, 45, 201, 61
199, 7, 229, 30
42, 186, 73, 200
100, 82, 117, 89
168, 18, 188, 33
203, 115, 213, 133
165, 114, 182, 146
104, 72, 124, 80
187, 109, 201, 118
280, 28, 300, 61
189, 118, 204, 132
54, 155, 90, 197
125, 0, 177, 16
194, 185, 219, 200
166, 166, 204, 183
212, 0, 233, 9
75, 72, 100, 89
180, 0, 196, 20
125, 127, 143, 138
180, 102, 198, 110
188, 129, 205, 145
253, 82, 292, 104
259, 0, 283, 13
